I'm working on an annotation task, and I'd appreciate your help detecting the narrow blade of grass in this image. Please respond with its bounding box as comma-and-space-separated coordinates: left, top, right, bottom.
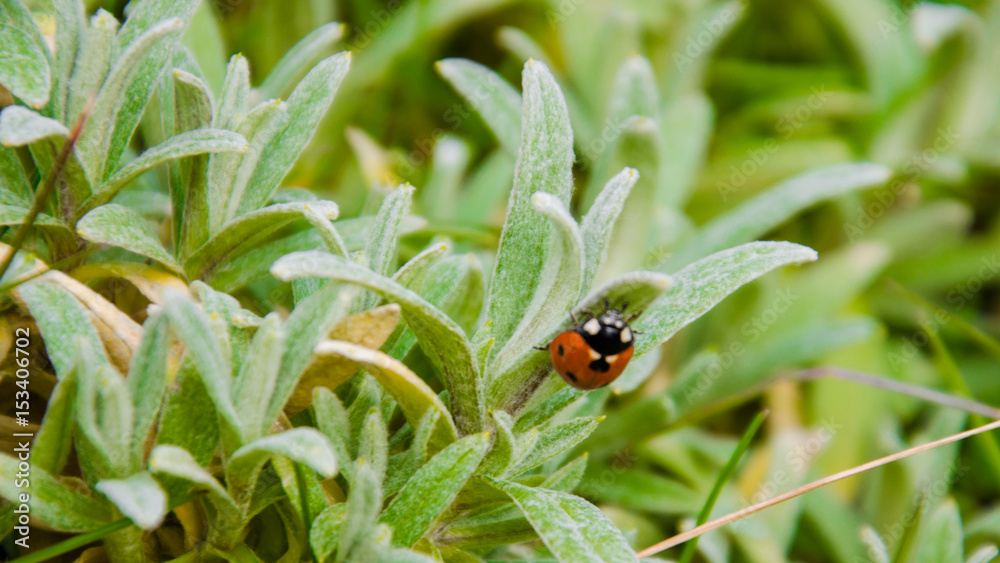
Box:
888, 279, 1000, 363
678, 410, 768, 563
636, 418, 1000, 558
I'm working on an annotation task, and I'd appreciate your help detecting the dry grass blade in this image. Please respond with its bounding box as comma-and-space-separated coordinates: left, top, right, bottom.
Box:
792, 367, 1000, 419
636, 418, 1000, 559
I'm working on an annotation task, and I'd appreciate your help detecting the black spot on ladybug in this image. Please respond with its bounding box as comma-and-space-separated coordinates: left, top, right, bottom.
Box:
588, 358, 611, 372
565, 371, 578, 382
557, 344, 565, 356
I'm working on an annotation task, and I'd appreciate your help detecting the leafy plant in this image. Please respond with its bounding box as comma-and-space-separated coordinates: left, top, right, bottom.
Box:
2, 0, 1000, 562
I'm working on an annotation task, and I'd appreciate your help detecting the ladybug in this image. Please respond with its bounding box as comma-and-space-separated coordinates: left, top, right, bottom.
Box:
539, 300, 637, 390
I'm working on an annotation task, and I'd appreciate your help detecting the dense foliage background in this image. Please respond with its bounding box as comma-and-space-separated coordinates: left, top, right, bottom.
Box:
2, 0, 1000, 561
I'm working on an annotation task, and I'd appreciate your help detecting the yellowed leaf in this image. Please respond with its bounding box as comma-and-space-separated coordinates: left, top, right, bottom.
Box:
313, 340, 457, 450
71, 262, 190, 305
37, 270, 142, 373
285, 304, 401, 413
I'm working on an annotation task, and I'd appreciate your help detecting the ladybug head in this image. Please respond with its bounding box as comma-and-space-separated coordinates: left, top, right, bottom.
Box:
576, 301, 635, 355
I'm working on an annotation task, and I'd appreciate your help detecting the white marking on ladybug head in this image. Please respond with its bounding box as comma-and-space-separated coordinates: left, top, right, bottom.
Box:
583, 318, 601, 335
588, 348, 602, 361
615, 320, 623, 328
605, 354, 619, 363
621, 327, 632, 343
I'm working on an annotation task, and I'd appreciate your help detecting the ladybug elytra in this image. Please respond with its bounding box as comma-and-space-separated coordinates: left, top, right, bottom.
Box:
541, 300, 636, 390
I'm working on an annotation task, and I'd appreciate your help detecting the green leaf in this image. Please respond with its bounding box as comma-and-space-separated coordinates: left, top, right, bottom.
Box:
227, 429, 338, 502
14, 276, 110, 376
170, 69, 216, 256
268, 283, 353, 428
238, 51, 351, 215
128, 313, 170, 458
31, 368, 78, 475
666, 163, 891, 269
76, 17, 186, 181
0, 205, 69, 231
161, 288, 239, 443
360, 184, 414, 306
436, 58, 522, 156
480, 410, 517, 476
421, 135, 472, 220
313, 341, 458, 451
101, 0, 201, 178
513, 388, 582, 433
673, 317, 879, 415
0, 454, 112, 532
76, 204, 183, 274
215, 99, 289, 229
380, 432, 491, 547
95, 471, 167, 530
388, 252, 483, 358
485, 477, 637, 563
313, 387, 353, 483
74, 340, 135, 480
393, 243, 449, 288
154, 360, 220, 468
272, 252, 483, 434
148, 444, 240, 522
65, 10, 118, 123
310, 503, 347, 562
580, 167, 639, 290
659, 93, 714, 209
505, 416, 601, 477
478, 59, 575, 360
455, 149, 516, 225
490, 192, 584, 376
215, 54, 250, 130
256, 22, 345, 101
0, 106, 92, 207
0, 145, 31, 206
185, 200, 338, 278
917, 499, 964, 563
636, 241, 819, 356
0, 105, 68, 146
385, 409, 441, 496
337, 461, 384, 562
359, 408, 389, 485
233, 313, 286, 442
49, 0, 86, 121
302, 204, 349, 257
0, 0, 51, 108
83, 128, 248, 212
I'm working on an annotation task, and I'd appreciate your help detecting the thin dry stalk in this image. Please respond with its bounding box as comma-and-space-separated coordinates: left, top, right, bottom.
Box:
636, 418, 1000, 559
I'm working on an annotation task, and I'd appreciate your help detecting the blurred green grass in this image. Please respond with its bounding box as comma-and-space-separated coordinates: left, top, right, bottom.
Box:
18, 0, 1000, 560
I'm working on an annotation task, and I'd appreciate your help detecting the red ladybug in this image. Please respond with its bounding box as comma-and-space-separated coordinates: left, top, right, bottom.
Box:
541, 301, 636, 390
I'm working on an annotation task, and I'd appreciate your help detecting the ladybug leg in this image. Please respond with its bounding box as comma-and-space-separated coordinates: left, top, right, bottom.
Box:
626, 312, 640, 323
621, 302, 630, 313
603, 297, 611, 312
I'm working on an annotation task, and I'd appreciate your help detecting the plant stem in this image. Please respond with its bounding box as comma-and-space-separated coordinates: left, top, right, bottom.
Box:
0, 103, 90, 286
678, 410, 768, 563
